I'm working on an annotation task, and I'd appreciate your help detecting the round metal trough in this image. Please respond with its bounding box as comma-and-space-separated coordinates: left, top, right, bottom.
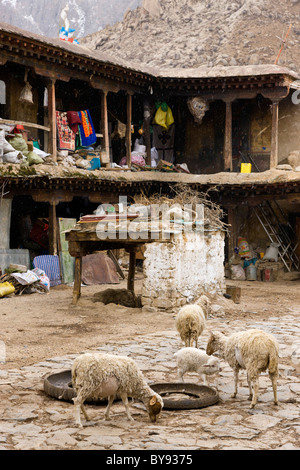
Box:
150, 382, 219, 410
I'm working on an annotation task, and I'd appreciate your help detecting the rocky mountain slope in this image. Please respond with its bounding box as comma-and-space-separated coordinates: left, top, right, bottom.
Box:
0, 0, 141, 39
81, 0, 300, 72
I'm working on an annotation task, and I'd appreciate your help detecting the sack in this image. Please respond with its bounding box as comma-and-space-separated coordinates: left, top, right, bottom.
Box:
230, 264, 246, 280
2, 151, 23, 163
24, 151, 43, 165
0, 282, 15, 298
263, 243, 279, 262
8, 134, 28, 153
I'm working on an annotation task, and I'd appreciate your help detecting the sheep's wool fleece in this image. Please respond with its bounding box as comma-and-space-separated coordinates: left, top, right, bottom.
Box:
72, 353, 152, 398
219, 329, 279, 375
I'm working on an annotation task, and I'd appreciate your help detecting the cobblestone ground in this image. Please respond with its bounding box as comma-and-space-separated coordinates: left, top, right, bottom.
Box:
0, 281, 300, 450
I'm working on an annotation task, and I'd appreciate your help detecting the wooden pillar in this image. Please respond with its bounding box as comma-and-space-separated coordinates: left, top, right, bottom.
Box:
101, 90, 110, 164
143, 99, 151, 166
223, 99, 233, 171
48, 201, 58, 256
126, 93, 132, 168
127, 249, 136, 293
226, 206, 237, 260
47, 79, 57, 162
72, 256, 82, 304
270, 100, 279, 169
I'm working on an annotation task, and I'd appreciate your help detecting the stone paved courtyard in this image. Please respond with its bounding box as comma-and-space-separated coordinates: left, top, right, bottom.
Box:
0, 277, 300, 450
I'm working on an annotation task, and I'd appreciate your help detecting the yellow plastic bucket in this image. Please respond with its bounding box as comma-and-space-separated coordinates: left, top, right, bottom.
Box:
241, 163, 252, 173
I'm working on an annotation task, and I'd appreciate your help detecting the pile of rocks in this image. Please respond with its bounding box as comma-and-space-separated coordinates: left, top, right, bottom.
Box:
81, 0, 300, 72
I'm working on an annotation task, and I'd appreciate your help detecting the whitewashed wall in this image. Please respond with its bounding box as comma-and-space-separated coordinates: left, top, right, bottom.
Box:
142, 229, 225, 310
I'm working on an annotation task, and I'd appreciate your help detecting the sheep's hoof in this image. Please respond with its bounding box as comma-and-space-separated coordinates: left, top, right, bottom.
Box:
250, 402, 256, 409
230, 393, 237, 399
248, 395, 253, 401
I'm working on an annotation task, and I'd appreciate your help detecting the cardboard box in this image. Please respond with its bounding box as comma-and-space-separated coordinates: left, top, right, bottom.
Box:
100, 151, 110, 164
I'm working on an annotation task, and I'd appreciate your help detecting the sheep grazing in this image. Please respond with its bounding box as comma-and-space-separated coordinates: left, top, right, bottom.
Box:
71, 353, 163, 427
174, 347, 220, 385
206, 329, 279, 408
175, 302, 207, 348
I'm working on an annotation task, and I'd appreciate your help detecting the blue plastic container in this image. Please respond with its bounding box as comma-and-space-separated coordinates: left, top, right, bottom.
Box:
89, 157, 101, 170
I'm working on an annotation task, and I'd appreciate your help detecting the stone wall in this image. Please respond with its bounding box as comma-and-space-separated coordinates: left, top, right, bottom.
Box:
0, 198, 30, 272
142, 229, 225, 311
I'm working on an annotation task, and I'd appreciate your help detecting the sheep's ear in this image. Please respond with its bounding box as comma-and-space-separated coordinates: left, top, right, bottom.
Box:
150, 396, 157, 406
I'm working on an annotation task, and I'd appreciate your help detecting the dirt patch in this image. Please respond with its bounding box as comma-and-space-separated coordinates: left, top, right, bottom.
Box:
0, 273, 299, 370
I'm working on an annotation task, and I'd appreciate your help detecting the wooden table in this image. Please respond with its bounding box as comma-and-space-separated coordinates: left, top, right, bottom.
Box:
65, 222, 171, 304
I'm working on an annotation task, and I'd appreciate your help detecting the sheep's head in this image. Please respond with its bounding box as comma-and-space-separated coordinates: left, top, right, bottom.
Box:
146, 394, 163, 422
196, 295, 211, 317
203, 356, 221, 375
206, 332, 219, 355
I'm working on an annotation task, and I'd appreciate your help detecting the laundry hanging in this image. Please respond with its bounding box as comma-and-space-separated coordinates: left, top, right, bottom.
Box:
77, 109, 96, 147
67, 111, 82, 134
56, 111, 76, 151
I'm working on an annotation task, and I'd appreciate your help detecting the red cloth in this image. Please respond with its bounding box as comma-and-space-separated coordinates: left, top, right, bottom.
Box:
67, 111, 82, 134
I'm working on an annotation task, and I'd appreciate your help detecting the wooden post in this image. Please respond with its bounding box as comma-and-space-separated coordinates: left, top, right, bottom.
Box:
127, 249, 136, 292
101, 90, 110, 163
48, 201, 58, 256
143, 99, 151, 166
223, 99, 233, 171
47, 79, 57, 162
72, 256, 82, 304
270, 100, 279, 169
226, 206, 236, 258
126, 93, 132, 168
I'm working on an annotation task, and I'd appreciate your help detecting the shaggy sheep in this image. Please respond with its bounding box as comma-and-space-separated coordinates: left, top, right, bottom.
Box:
206, 329, 279, 408
72, 353, 163, 427
175, 302, 207, 347
174, 347, 220, 384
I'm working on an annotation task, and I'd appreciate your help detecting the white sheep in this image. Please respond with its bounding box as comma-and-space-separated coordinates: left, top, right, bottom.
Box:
206, 329, 279, 408
174, 347, 220, 385
71, 353, 163, 427
175, 301, 207, 348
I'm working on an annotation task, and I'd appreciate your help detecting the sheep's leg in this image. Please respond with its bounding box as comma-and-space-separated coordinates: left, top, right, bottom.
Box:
200, 374, 207, 385
104, 395, 115, 421
231, 368, 239, 398
73, 395, 87, 427
270, 372, 278, 405
80, 403, 90, 421
177, 369, 184, 382
250, 375, 259, 408
247, 373, 253, 401
120, 392, 134, 421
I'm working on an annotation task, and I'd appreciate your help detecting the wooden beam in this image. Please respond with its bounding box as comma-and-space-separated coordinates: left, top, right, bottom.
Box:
223, 99, 233, 171
0, 119, 50, 132
48, 201, 58, 256
47, 79, 57, 162
127, 249, 136, 292
72, 257, 82, 304
270, 100, 279, 169
126, 93, 132, 168
143, 99, 151, 166
101, 90, 110, 164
